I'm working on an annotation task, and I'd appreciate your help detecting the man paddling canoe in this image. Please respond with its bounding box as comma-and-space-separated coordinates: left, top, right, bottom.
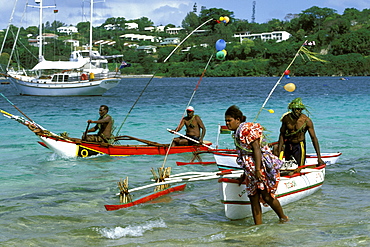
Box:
83, 105, 115, 143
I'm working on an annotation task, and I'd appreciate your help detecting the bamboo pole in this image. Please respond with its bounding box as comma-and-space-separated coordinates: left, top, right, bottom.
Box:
253, 40, 308, 122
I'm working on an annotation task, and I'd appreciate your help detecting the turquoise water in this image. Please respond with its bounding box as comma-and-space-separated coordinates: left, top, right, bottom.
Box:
1, 76, 369, 246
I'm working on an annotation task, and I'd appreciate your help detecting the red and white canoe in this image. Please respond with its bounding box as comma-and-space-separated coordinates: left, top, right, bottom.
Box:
214, 151, 341, 171
219, 164, 326, 220
37, 133, 212, 158
2, 109, 212, 158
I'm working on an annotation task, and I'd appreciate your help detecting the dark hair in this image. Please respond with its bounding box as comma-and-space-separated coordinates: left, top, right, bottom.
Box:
100, 105, 109, 112
225, 105, 246, 122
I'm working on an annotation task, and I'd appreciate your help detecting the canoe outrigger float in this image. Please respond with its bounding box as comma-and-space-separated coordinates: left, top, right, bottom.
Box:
104, 167, 241, 211
1, 108, 212, 158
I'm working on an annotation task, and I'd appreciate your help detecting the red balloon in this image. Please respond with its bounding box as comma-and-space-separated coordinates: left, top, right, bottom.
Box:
284, 70, 290, 75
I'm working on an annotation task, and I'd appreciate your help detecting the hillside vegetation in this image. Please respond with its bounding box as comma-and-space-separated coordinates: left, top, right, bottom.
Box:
1, 6, 369, 77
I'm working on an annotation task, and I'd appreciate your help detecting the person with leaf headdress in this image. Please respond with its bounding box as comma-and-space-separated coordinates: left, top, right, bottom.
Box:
275, 98, 324, 166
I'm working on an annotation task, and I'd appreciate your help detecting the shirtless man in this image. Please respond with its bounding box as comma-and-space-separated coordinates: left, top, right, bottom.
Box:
83, 105, 114, 143
275, 98, 325, 166
172, 106, 206, 146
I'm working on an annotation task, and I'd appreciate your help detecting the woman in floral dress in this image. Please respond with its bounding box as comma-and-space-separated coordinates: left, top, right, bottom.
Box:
225, 105, 289, 225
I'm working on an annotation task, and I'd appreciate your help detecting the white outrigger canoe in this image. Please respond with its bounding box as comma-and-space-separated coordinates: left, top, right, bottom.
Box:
214, 151, 341, 171
218, 164, 326, 220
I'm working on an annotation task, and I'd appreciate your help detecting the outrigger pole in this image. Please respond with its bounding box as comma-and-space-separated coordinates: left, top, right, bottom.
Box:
253, 40, 308, 122
0, 93, 34, 123
115, 18, 214, 137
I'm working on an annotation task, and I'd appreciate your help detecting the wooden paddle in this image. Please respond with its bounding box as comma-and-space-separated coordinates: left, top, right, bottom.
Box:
167, 128, 214, 149
82, 122, 90, 141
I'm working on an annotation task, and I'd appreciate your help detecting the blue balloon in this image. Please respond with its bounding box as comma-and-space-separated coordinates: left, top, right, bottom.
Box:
215, 39, 226, 51
285, 75, 290, 79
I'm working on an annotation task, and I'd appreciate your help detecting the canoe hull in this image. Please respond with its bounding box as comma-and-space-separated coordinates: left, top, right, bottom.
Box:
214, 151, 341, 170
8, 76, 120, 96
219, 165, 325, 220
38, 134, 211, 158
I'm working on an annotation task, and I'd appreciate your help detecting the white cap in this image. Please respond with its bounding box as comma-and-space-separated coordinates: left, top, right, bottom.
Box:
186, 106, 194, 111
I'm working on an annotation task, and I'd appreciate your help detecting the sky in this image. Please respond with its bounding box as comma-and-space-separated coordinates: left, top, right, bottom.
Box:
1, 0, 368, 30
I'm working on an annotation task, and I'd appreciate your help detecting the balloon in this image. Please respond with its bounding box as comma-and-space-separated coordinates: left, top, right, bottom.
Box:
219, 17, 225, 21
284, 83, 296, 92
268, 109, 274, 113
284, 74, 290, 79
215, 39, 226, 51
223, 16, 230, 23
221, 49, 227, 56
216, 50, 226, 60
284, 70, 290, 75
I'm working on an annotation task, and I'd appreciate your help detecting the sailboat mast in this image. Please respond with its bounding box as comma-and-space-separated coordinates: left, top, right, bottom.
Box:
32, 0, 55, 62
89, 0, 93, 64
38, 0, 43, 62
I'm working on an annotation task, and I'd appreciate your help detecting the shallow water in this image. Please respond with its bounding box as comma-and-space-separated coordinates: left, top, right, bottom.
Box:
1, 76, 369, 246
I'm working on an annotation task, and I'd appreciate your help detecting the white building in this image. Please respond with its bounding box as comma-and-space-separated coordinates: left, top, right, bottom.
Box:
166, 27, 184, 35
136, 45, 157, 53
144, 25, 166, 32
57, 26, 78, 35
160, 37, 180, 45
234, 31, 291, 42
63, 39, 80, 47
125, 22, 139, 30
104, 24, 120, 30
120, 34, 159, 42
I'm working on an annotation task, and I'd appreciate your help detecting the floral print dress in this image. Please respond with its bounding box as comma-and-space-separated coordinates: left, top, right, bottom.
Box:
235, 122, 283, 197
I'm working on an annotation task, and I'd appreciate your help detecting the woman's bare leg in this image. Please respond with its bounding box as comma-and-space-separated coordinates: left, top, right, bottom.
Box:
249, 194, 263, 225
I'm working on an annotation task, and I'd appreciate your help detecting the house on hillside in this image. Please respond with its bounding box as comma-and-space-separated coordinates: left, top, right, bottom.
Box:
63, 39, 80, 47
120, 34, 159, 42
234, 31, 291, 42
57, 26, 78, 35
144, 25, 166, 32
125, 22, 139, 30
166, 27, 184, 35
136, 45, 157, 53
160, 37, 180, 45
104, 24, 121, 30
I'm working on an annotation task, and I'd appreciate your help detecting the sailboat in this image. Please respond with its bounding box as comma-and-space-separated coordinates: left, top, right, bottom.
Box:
6, 0, 122, 96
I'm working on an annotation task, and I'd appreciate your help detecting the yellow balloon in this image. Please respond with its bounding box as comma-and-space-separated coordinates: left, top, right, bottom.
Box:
284, 83, 296, 92
223, 16, 230, 23
219, 17, 225, 21
268, 109, 275, 113
222, 49, 227, 55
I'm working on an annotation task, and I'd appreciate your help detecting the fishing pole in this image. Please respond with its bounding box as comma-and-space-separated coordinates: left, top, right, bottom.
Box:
115, 18, 215, 137
253, 40, 308, 122
161, 54, 214, 167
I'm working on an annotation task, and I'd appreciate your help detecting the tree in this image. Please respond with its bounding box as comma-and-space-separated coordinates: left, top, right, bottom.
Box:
298, 6, 337, 33
182, 12, 201, 31
331, 29, 370, 56
132, 17, 154, 31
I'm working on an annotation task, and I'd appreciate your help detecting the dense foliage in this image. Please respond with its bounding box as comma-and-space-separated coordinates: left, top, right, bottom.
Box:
1, 6, 369, 76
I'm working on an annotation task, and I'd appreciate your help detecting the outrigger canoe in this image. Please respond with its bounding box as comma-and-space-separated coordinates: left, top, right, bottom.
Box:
1, 109, 212, 158
219, 164, 326, 220
105, 184, 187, 211
214, 151, 341, 171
